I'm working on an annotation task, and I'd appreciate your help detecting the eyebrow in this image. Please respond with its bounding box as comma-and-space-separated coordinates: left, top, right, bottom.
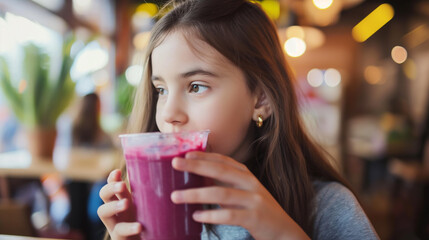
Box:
151, 69, 219, 81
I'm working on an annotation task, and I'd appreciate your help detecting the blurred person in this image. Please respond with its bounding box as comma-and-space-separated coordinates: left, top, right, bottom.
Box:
72, 93, 113, 149
67, 92, 114, 240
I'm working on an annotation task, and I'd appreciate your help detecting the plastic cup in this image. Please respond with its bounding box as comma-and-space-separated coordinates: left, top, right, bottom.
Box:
119, 130, 210, 240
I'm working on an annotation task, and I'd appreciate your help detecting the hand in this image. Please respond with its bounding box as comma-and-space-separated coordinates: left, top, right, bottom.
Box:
98, 169, 142, 240
170, 152, 310, 240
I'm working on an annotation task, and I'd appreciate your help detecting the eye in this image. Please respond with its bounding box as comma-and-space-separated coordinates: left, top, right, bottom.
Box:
156, 87, 167, 95
189, 83, 208, 94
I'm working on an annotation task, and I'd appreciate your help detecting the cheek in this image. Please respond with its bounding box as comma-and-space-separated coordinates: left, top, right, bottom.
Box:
208, 118, 251, 156
192, 103, 252, 156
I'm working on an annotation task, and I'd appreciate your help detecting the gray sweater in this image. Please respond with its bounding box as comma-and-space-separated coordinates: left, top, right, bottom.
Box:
201, 181, 380, 240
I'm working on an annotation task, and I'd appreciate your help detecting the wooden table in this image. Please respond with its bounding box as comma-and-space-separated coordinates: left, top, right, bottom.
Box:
0, 147, 123, 238
0, 147, 123, 182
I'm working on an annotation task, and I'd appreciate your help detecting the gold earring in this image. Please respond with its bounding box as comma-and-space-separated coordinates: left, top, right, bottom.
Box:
256, 115, 263, 127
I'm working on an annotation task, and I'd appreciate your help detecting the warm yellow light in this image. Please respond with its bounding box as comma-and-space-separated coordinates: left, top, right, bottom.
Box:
313, 0, 333, 10
403, 24, 429, 48
136, 3, 158, 17
307, 68, 323, 87
364, 65, 383, 85
284, 37, 306, 57
304, 27, 325, 49
133, 32, 151, 50
286, 26, 305, 39
305, 0, 342, 26
403, 59, 416, 80
352, 3, 394, 42
284, 26, 325, 50
260, 0, 280, 20
391, 45, 407, 64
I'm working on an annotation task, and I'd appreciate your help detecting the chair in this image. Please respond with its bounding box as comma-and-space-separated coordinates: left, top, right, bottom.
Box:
0, 200, 36, 236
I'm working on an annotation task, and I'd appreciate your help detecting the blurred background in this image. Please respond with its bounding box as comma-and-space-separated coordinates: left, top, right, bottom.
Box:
0, 0, 428, 239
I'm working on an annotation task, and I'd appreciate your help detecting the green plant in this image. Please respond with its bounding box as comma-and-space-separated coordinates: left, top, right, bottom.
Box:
0, 37, 77, 129
116, 73, 136, 117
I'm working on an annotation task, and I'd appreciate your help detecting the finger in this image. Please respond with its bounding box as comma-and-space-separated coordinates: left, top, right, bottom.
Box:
113, 222, 142, 238
192, 208, 252, 228
105, 169, 133, 201
171, 186, 255, 207
172, 157, 257, 190
100, 181, 132, 203
107, 169, 122, 184
97, 199, 130, 231
186, 151, 247, 171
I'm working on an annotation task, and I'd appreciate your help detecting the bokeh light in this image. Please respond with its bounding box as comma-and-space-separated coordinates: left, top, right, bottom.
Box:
136, 3, 158, 17
307, 68, 324, 87
352, 3, 394, 42
286, 26, 305, 39
403, 59, 416, 80
312, 0, 333, 10
133, 32, 151, 50
364, 65, 383, 85
72, 0, 92, 15
304, 27, 325, 49
75, 76, 95, 96
125, 65, 143, 86
260, 0, 280, 20
71, 41, 109, 81
284, 37, 307, 57
391, 45, 407, 64
324, 68, 341, 87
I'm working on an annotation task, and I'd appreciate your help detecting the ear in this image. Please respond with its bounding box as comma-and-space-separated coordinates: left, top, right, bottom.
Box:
252, 88, 272, 122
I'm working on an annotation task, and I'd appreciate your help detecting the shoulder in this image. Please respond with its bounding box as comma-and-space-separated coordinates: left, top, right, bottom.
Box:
313, 181, 356, 208
312, 181, 379, 240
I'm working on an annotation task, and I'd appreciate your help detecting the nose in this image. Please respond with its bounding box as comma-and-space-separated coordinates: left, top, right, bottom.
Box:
160, 93, 188, 127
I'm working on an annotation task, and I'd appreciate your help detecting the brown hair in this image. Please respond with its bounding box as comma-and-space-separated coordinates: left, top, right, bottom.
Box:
126, 0, 350, 236
72, 93, 102, 145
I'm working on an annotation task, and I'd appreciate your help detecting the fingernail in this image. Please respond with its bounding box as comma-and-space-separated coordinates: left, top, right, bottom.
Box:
115, 182, 123, 191
131, 223, 141, 233
171, 191, 183, 203
193, 211, 203, 221
117, 199, 126, 210
172, 158, 185, 168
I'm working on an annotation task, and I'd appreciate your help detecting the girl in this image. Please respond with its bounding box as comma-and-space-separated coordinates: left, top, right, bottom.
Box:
72, 93, 113, 149
98, 0, 380, 239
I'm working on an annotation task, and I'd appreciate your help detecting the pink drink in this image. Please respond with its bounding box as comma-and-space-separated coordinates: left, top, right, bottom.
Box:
120, 131, 209, 240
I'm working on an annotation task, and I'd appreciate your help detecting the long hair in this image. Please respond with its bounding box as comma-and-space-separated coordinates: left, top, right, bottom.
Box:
126, 0, 350, 236
72, 93, 102, 145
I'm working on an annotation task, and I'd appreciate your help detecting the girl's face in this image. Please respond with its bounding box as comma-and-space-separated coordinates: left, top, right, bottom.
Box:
151, 30, 258, 162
